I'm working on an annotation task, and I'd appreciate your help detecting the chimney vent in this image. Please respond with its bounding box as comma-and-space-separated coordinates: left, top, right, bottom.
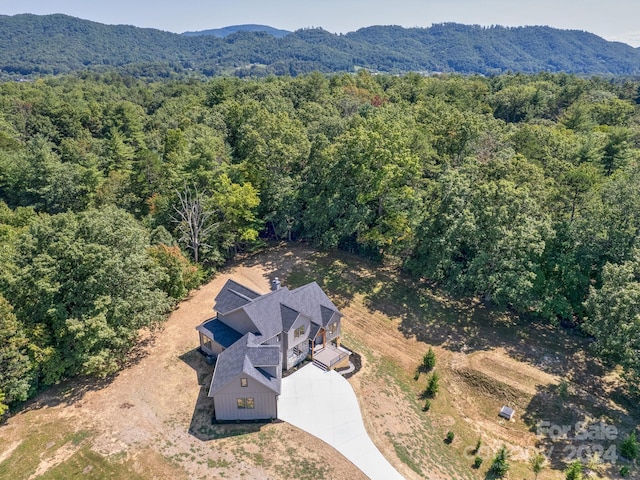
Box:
271, 277, 281, 291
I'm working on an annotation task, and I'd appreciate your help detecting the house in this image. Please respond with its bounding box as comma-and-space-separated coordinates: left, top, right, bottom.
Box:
196, 278, 350, 421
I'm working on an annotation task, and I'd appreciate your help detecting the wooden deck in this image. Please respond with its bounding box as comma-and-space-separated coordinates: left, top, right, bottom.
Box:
313, 344, 351, 370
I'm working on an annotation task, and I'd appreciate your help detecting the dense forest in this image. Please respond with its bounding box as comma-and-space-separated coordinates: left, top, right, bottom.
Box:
2, 14, 640, 77
1, 70, 640, 416
181, 24, 291, 38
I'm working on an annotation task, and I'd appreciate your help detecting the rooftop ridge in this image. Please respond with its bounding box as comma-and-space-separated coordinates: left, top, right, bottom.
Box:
227, 288, 254, 302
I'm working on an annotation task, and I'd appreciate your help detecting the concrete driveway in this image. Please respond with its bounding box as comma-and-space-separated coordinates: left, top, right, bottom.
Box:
278, 364, 405, 480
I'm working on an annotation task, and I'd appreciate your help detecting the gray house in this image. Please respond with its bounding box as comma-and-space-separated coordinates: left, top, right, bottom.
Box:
196, 278, 349, 421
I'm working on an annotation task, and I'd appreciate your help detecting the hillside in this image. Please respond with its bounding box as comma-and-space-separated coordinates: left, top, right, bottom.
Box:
181, 24, 291, 38
1, 246, 636, 479
1, 14, 640, 76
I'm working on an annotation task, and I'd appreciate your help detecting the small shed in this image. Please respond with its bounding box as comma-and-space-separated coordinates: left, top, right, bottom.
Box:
499, 405, 515, 420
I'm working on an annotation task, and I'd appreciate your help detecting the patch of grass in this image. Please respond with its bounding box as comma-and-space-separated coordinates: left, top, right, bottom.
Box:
0, 422, 185, 480
275, 457, 331, 480
69, 430, 92, 446
385, 433, 422, 475
38, 447, 149, 480
207, 458, 231, 469
453, 368, 527, 408
0, 422, 79, 480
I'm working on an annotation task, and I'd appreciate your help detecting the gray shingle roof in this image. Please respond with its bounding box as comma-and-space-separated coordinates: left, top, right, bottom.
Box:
280, 304, 301, 332
242, 288, 292, 341
290, 282, 342, 327
196, 318, 243, 348
307, 321, 321, 340
320, 305, 338, 326
213, 279, 262, 314
247, 344, 280, 367
209, 333, 281, 396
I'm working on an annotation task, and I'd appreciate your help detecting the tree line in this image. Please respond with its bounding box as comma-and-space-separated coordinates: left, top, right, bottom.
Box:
1, 70, 640, 414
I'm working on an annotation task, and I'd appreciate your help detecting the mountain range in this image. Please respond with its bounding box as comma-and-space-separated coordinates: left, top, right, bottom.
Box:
1, 13, 639, 77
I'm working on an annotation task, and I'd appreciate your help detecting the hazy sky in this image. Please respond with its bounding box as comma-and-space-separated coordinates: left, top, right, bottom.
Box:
3, 0, 640, 46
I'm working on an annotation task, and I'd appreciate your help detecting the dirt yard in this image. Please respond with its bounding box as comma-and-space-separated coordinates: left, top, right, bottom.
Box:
1, 244, 638, 479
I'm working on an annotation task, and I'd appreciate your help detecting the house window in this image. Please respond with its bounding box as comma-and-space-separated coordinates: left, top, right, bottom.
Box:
237, 398, 255, 409
240, 378, 248, 387
294, 325, 305, 338
329, 322, 338, 335
199, 333, 214, 352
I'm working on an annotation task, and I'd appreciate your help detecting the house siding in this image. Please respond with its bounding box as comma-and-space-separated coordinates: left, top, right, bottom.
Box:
218, 310, 257, 335
213, 373, 278, 420
199, 332, 225, 357
286, 316, 310, 348
213, 392, 277, 420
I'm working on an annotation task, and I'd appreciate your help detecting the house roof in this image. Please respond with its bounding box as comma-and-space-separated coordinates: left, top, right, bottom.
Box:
280, 303, 301, 333
206, 279, 342, 398
290, 282, 342, 327
196, 318, 243, 348
209, 333, 281, 396
241, 288, 292, 341
308, 321, 322, 340
213, 279, 262, 314
214, 280, 341, 340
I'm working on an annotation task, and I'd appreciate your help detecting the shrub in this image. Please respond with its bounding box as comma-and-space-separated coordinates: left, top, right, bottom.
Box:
565, 460, 583, 480
445, 431, 455, 444
474, 438, 482, 454
558, 379, 569, 399
473, 456, 483, 469
421, 347, 436, 372
620, 431, 639, 460
422, 399, 431, 411
424, 371, 440, 398
620, 465, 630, 477
530, 452, 546, 479
489, 445, 510, 478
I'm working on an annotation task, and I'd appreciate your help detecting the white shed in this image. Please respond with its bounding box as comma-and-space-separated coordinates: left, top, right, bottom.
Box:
499, 405, 515, 420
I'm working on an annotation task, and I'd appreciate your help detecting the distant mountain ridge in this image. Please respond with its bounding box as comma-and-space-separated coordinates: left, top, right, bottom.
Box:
1, 14, 639, 77
181, 24, 291, 38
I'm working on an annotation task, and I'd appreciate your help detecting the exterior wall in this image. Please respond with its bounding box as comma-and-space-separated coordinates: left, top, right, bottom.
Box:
199, 332, 224, 356
260, 364, 280, 378
282, 316, 309, 369
285, 342, 309, 370
213, 373, 277, 421
326, 315, 341, 343
218, 310, 257, 335
213, 391, 277, 421
332, 354, 350, 370
285, 316, 311, 350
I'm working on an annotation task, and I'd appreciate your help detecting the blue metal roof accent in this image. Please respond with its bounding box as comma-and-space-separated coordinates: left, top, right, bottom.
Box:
199, 318, 243, 348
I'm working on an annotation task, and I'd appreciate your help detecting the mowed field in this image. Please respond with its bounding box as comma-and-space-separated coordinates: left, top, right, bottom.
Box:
0, 245, 638, 479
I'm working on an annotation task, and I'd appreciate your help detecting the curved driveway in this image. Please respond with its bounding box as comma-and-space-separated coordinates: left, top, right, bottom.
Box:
278, 364, 405, 480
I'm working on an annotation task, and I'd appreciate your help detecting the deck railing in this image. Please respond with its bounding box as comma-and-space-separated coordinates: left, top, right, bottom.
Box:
329, 350, 349, 368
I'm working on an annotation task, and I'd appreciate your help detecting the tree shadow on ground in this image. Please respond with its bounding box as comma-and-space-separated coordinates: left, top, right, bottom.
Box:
14, 374, 115, 419
239, 243, 375, 309
255, 243, 595, 378
248, 244, 640, 449
179, 347, 277, 441
5, 328, 160, 421
521, 381, 639, 473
